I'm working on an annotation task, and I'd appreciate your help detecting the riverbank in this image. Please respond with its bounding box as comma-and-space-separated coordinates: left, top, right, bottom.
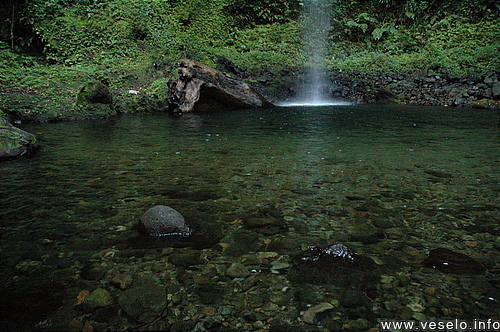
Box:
1, 0, 498, 121
1, 59, 499, 123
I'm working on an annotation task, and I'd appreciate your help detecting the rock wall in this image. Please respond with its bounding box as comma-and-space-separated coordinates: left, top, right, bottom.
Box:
249, 65, 500, 109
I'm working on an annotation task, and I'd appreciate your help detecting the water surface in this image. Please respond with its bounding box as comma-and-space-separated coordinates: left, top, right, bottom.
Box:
1, 105, 498, 331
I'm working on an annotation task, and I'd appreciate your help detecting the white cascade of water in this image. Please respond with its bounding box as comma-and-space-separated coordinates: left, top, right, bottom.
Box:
281, 0, 349, 106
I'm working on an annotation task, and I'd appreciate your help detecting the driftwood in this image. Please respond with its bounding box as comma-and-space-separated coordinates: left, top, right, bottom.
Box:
168, 59, 273, 114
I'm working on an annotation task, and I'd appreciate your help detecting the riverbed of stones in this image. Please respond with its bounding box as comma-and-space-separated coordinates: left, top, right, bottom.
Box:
2, 168, 499, 332
1, 111, 499, 331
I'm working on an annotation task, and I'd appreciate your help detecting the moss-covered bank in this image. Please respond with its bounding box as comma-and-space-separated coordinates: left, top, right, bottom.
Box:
0, 0, 499, 121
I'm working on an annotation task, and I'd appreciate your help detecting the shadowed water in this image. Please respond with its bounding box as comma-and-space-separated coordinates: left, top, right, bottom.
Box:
1, 105, 498, 331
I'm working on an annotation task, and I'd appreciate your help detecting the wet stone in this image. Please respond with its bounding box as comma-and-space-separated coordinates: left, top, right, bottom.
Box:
224, 230, 262, 256
119, 284, 167, 322
424, 170, 454, 178
423, 248, 486, 274
372, 218, 393, 229
341, 288, 370, 308
169, 251, 207, 267
139, 205, 191, 237
111, 272, 134, 290
195, 282, 226, 304
302, 302, 335, 324
80, 262, 107, 281
84, 288, 113, 308
226, 262, 250, 278
289, 243, 380, 287
350, 318, 371, 330
347, 224, 383, 244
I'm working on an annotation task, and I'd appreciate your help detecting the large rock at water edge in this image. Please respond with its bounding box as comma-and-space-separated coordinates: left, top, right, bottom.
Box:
168, 59, 273, 114
139, 205, 191, 237
0, 118, 39, 161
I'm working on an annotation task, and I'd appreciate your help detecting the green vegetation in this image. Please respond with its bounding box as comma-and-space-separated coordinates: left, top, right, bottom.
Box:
0, 0, 498, 119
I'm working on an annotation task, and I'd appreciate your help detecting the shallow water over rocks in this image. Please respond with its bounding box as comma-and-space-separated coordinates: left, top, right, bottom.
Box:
0, 105, 498, 331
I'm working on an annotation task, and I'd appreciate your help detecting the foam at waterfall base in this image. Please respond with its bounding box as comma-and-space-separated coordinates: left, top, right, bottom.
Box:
277, 99, 353, 107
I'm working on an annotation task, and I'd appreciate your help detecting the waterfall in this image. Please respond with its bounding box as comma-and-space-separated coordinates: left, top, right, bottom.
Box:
283, 0, 347, 106
300, 0, 331, 104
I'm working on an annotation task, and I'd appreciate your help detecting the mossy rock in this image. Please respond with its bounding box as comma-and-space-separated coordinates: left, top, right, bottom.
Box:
73, 81, 116, 117
0, 118, 39, 161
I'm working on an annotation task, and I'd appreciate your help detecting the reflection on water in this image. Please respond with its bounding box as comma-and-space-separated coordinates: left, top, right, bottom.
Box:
1, 105, 499, 331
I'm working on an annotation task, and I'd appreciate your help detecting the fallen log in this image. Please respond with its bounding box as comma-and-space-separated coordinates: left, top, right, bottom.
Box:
168, 59, 273, 114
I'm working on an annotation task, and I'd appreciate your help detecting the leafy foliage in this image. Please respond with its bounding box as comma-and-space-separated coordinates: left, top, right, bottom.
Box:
218, 22, 302, 70
0, 0, 498, 119
329, 16, 500, 75
225, 0, 302, 28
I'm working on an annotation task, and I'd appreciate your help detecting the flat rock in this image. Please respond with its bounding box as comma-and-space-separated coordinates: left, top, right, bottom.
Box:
302, 302, 335, 324
119, 284, 167, 322
423, 248, 486, 274
226, 262, 250, 278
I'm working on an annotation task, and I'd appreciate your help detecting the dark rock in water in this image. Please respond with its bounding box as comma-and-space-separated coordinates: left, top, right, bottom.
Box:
289, 243, 379, 286
242, 206, 286, 235
119, 284, 167, 322
291, 188, 317, 196
0, 118, 40, 161
168, 59, 273, 114
80, 262, 107, 280
464, 218, 500, 236
139, 205, 191, 237
423, 248, 486, 274
169, 250, 207, 267
372, 218, 393, 229
424, 170, 454, 178
347, 223, 383, 244
195, 282, 226, 304
345, 195, 365, 201
224, 229, 262, 256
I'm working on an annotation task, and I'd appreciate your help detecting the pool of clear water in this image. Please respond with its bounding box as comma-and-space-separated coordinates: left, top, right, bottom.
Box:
1, 105, 499, 331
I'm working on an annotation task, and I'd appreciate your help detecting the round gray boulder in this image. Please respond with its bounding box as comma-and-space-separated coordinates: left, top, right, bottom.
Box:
139, 205, 191, 237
